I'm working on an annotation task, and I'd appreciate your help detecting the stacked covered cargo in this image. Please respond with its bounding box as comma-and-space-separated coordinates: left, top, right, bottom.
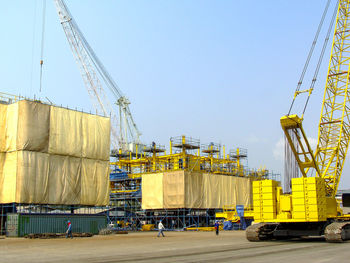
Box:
0, 100, 111, 206
141, 171, 252, 209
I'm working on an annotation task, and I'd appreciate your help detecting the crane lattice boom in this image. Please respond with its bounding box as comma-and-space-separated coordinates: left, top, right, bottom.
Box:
316, 0, 350, 197
247, 0, 350, 243
53, 0, 141, 151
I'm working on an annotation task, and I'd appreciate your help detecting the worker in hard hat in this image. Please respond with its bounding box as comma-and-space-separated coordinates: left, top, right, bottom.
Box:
66, 220, 73, 239
157, 220, 165, 237
214, 220, 220, 236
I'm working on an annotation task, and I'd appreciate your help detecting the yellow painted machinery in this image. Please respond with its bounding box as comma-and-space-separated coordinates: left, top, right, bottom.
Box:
141, 224, 155, 231
216, 205, 254, 223
185, 226, 223, 231
111, 135, 267, 179
246, 0, 350, 242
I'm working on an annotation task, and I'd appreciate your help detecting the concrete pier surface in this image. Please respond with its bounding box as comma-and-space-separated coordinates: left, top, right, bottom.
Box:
1, 231, 349, 262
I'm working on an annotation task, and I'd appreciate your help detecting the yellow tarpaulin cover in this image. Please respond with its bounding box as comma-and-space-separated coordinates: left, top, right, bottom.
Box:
1, 101, 50, 152
0, 104, 7, 152
185, 172, 203, 208
4, 103, 18, 152
0, 152, 16, 203
49, 107, 83, 158
202, 173, 219, 208
17, 100, 50, 152
81, 158, 109, 206
142, 171, 252, 209
0, 153, 6, 202
16, 151, 50, 204
49, 106, 110, 161
48, 155, 81, 205
82, 113, 111, 161
0, 100, 111, 206
142, 173, 164, 209
202, 173, 251, 208
163, 171, 185, 209
235, 176, 252, 205
0, 100, 110, 161
0, 151, 110, 206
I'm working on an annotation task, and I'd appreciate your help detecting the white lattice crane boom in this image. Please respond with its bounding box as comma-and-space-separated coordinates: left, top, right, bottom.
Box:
53, 0, 142, 151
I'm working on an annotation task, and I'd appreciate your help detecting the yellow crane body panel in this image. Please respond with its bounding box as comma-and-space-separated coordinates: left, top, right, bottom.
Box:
253, 180, 279, 221
253, 179, 337, 223
291, 177, 327, 221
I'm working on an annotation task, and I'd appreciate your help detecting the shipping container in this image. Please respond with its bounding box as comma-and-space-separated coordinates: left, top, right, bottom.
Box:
6, 213, 107, 237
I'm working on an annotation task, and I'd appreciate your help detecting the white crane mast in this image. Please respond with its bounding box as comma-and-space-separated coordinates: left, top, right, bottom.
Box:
53, 0, 142, 152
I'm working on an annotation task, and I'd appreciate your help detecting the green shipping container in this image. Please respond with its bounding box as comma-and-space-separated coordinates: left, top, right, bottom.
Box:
6, 213, 107, 237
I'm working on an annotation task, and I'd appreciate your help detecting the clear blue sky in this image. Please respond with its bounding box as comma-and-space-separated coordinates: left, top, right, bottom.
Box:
2, 1, 349, 188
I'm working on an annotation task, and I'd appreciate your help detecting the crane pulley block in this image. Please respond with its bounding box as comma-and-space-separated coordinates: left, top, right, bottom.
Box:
280, 115, 302, 129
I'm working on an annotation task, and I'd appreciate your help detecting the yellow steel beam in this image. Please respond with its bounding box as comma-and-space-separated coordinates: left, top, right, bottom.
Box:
316, 0, 350, 197
280, 115, 321, 177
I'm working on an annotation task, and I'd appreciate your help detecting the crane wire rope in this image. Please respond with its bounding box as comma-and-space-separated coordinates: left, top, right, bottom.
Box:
302, 0, 338, 117
39, 0, 46, 92
30, 0, 38, 97
287, 0, 332, 116
284, 0, 338, 189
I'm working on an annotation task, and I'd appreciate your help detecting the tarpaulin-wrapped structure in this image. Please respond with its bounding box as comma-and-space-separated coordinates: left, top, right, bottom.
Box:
0, 100, 110, 206
141, 171, 252, 209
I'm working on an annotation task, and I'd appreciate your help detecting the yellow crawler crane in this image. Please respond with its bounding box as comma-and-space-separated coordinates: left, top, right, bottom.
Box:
246, 0, 350, 242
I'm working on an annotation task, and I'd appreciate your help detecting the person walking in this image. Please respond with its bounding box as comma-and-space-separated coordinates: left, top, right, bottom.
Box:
214, 220, 220, 236
66, 220, 73, 239
157, 220, 165, 237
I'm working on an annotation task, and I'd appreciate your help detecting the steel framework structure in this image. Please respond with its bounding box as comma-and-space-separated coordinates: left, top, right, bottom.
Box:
53, 0, 141, 151
109, 136, 280, 230
281, 0, 350, 197
111, 135, 259, 178
316, 0, 350, 197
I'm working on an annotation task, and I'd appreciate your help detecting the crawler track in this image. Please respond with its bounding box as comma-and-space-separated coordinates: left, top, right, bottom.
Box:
325, 222, 350, 243
246, 223, 277, 241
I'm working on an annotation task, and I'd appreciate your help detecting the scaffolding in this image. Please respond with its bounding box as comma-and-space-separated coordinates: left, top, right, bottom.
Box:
0, 92, 25, 104
109, 135, 280, 230
111, 135, 256, 177
0, 133, 280, 233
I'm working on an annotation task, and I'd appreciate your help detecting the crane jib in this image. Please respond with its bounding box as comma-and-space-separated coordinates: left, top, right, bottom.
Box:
53, 0, 142, 152
283, 0, 350, 197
